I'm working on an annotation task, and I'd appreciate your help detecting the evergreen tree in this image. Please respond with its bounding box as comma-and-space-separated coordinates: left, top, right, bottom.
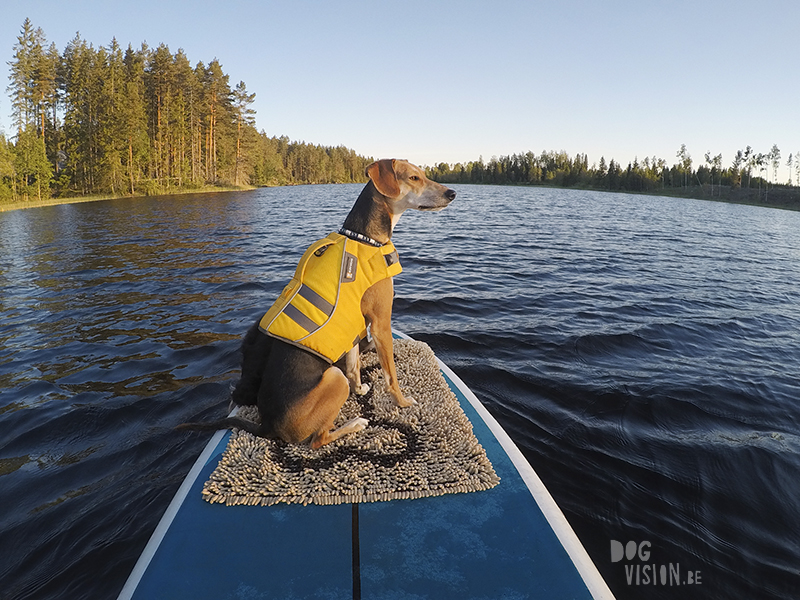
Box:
731, 150, 744, 187
201, 59, 232, 183
62, 33, 102, 193
33, 39, 58, 143
145, 43, 174, 187
171, 49, 195, 187
769, 145, 781, 185
42, 42, 63, 175
99, 38, 126, 194
676, 144, 691, 187
7, 19, 45, 133
786, 153, 793, 186
121, 44, 149, 194
743, 146, 755, 187
232, 81, 256, 186
595, 156, 607, 187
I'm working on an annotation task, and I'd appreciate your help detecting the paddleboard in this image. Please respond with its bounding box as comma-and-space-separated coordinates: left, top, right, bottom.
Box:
118, 331, 614, 599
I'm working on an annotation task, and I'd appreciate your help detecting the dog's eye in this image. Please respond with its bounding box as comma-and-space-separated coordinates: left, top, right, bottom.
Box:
409, 175, 420, 181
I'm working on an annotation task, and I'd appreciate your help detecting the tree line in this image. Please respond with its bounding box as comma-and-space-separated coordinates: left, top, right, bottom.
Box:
425, 143, 799, 201
1, 19, 373, 203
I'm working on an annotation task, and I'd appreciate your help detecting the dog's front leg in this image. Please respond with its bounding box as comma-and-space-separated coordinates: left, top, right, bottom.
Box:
372, 321, 415, 407
362, 279, 415, 407
345, 345, 369, 396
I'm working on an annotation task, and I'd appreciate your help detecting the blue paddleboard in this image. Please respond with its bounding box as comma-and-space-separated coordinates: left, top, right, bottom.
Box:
118, 331, 614, 599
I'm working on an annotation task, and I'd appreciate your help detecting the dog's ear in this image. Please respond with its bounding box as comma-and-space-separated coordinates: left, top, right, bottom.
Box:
366, 159, 400, 198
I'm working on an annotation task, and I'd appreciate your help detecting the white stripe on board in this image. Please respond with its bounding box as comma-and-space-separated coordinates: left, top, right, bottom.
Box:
394, 330, 615, 600
437, 357, 615, 599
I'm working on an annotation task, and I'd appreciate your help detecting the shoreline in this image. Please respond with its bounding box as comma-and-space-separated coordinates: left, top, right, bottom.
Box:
432, 179, 800, 213
4, 180, 798, 216
599, 183, 800, 213
0, 184, 258, 213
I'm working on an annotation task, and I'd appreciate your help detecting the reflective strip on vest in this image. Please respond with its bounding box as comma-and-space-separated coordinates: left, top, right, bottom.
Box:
258, 232, 402, 363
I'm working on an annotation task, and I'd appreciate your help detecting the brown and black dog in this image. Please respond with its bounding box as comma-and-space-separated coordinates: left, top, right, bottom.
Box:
179, 159, 455, 448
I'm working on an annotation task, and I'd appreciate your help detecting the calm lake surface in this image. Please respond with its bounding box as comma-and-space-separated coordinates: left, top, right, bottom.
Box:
1, 184, 799, 599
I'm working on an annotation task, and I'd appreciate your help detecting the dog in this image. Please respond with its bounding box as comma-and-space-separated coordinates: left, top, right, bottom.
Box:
178, 159, 455, 448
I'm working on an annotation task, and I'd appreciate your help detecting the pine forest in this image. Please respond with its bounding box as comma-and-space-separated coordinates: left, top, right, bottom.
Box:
426, 144, 800, 209
2, 19, 373, 204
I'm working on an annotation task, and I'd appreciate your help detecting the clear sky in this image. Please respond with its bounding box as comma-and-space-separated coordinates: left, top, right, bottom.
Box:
3, 0, 800, 179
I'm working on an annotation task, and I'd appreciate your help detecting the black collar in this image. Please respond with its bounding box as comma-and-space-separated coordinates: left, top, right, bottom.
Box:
338, 227, 385, 247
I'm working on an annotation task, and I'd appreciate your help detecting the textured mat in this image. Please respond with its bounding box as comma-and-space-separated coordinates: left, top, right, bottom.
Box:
202, 338, 500, 506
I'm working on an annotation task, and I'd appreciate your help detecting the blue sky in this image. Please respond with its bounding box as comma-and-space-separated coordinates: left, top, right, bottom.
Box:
3, 0, 800, 178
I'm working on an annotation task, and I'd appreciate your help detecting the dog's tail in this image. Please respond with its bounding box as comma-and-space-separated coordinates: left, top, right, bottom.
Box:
176, 417, 267, 438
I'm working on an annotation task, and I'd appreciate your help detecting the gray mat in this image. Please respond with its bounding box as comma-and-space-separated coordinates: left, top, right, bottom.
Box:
202, 338, 500, 506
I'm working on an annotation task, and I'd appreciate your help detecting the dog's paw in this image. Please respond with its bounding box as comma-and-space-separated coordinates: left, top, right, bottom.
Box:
356, 383, 370, 396
396, 395, 417, 407
350, 417, 369, 432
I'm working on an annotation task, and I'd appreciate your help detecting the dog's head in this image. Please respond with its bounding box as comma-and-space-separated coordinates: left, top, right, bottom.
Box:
366, 159, 456, 217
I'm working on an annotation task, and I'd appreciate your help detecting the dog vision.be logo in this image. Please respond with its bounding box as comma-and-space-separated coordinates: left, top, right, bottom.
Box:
611, 540, 702, 587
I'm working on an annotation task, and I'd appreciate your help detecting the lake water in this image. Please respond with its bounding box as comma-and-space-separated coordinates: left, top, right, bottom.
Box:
1, 185, 799, 599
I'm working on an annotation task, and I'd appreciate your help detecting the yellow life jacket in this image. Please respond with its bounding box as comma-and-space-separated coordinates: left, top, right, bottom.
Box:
258, 232, 402, 363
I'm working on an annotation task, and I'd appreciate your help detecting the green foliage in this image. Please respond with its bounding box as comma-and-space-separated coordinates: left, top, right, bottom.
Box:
0, 133, 15, 200
249, 136, 371, 187
426, 145, 790, 201
7, 18, 44, 132
2, 20, 373, 204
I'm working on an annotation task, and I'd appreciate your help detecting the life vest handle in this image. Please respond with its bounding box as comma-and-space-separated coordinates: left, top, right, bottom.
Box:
291, 235, 342, 282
